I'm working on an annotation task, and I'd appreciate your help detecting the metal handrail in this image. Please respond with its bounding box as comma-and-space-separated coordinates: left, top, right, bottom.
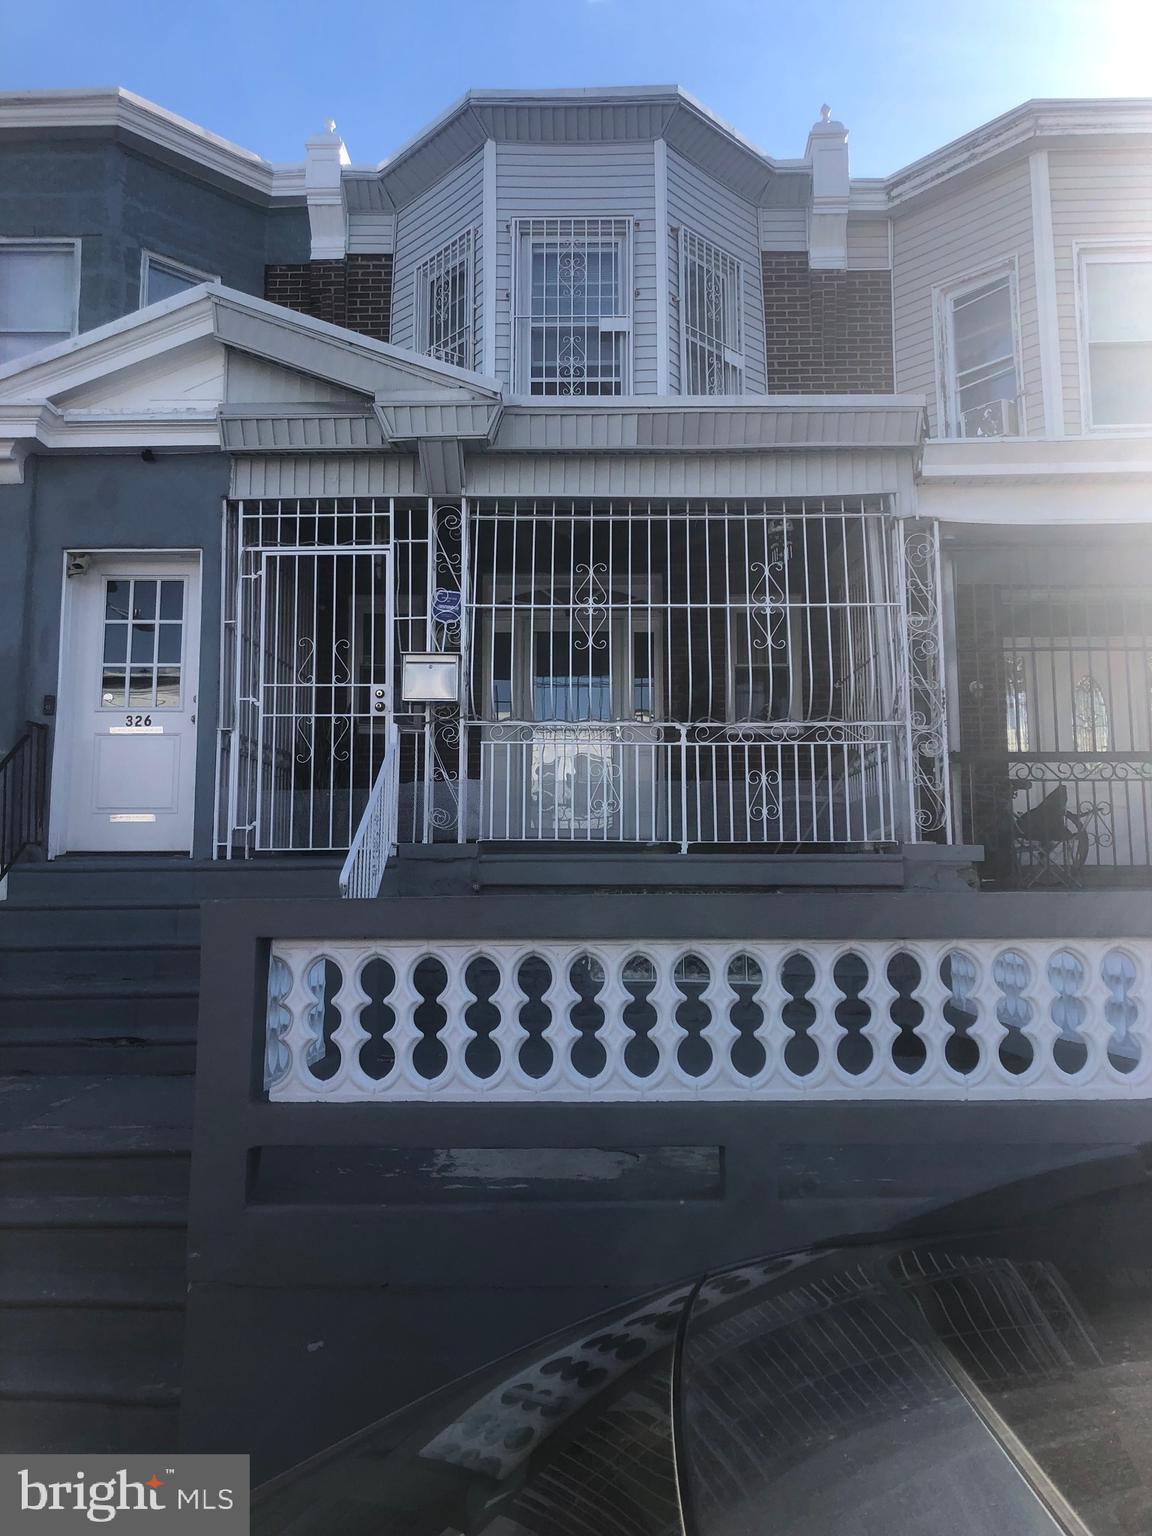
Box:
339, 724, 400, 899
0, 721, 48, 881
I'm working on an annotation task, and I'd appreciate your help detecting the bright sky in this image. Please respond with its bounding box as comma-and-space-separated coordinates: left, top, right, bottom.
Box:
2, 0, 1150, 176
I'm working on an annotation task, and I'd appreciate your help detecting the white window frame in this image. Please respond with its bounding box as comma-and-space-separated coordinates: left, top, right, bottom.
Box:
678, 226, 745, 395
511, 216, 633, 397
413, 229, 476, 370
933, 259, 1024, 440
1074, 241, 1152, 435
0, 237, 81, 360
139, 250, 219, 308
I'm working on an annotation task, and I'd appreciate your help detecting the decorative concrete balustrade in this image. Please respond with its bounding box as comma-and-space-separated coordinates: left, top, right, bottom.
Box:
265, 939, 1147, 1101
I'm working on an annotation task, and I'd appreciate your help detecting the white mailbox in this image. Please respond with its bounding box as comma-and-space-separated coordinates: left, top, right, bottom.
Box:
401, 652, 461, 703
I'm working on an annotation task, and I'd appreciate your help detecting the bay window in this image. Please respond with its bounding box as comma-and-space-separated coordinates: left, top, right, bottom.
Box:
679, 227, 745, 395
414, 230, 475, 369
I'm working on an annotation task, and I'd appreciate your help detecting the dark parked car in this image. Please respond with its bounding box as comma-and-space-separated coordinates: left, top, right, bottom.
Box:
253, 1150, 1152, 1535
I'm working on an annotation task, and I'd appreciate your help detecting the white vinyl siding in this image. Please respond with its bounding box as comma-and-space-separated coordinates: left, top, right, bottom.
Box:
495, 141, 657, 393
847, 219, 892, 270
391, 150, 484, 355
758, 207, 808, 252
1049, 148, 1152, 434
667, 148, 765, 395
893, 159, 1039, 438
0, 240, 79, 363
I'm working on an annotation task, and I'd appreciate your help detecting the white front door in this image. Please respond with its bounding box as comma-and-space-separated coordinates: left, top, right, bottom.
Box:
59, 555, 201, 853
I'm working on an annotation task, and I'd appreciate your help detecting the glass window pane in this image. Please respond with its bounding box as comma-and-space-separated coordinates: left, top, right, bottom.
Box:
1089, 344, 1152, 425
103, 624, 127, 664
952, 279, 1015, 375
159, 580, 184, 619
155, 668, 181, 708
128, 669, 154, 708
131, 623, 155, 663
145, 261, 200, 305
131, 581, 156, 620
0, 248, 74, 331
100, 669, 125, 706
105, 581, 130, 620
157, 623, 182, 663
1086, 261, 1152, 344
0, 330, 70, 363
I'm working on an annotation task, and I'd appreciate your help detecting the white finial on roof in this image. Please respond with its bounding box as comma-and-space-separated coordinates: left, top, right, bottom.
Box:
820, 103, 832, 122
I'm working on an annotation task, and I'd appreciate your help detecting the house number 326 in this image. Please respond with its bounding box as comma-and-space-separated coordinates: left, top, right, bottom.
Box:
125, 714, 153, 728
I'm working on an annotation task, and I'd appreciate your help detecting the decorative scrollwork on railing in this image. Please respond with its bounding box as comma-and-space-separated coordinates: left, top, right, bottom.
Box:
902, 522, 950, 837
572, 562, 610, 651
748, 768, 782, 823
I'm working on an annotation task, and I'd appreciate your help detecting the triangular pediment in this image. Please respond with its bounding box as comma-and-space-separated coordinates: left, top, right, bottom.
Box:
0, 282, 502, 417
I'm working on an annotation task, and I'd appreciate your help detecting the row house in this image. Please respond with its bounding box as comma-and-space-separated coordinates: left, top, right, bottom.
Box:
0, 86, 1149, 1466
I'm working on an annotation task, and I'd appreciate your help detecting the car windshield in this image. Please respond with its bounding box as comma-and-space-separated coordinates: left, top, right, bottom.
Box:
253, 1176, 1152, 1535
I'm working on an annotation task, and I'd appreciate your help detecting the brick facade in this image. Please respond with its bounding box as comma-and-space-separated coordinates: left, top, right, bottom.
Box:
264, 254, 393, 342
761, 253, 894, 393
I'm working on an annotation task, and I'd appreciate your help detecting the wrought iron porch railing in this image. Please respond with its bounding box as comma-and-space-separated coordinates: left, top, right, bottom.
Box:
957, 753, 1152, 889
265, 937, 1148, 1102
339, 725, 400, 899
0, 721, 47, 881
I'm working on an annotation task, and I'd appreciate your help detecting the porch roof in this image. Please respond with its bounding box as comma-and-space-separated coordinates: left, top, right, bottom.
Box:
0, 282, 925, 491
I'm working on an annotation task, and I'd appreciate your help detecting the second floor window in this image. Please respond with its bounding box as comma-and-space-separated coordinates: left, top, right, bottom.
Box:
0, 240, 78, 364
141, 252, 218, 307
514, 218, 631, 395
679, 228, 745, 394
414, 230, 475, 370
1080, 249, 1152, 429
938, 267, 1021, 438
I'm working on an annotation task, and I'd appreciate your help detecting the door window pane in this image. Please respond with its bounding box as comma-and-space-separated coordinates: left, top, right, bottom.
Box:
533, 629, 612, 721
100, 577, 186, 710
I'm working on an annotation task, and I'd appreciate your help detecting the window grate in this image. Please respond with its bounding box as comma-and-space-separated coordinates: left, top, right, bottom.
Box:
413, 229, 475, 370
679, 228, 744, 395
512, 217, 632, 396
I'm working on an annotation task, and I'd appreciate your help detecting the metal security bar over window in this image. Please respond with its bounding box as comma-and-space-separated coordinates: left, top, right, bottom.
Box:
512, 218, 632, 395
679, 228, 744, 394
953, 534, 1152, 887
465, 498, 921, 848
414, 230, 475, 370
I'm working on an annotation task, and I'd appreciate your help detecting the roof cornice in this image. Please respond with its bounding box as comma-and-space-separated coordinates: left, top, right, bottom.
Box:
0, 87, 304, 203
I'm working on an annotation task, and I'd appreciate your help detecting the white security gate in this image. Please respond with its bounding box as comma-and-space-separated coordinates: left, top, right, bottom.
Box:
218, 502, 399, 855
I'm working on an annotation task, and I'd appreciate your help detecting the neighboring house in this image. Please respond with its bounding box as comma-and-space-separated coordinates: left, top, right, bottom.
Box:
0, 86, 1149, 1468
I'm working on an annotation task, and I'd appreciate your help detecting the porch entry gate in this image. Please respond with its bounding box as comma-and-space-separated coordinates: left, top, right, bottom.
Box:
217, 501, 407, 855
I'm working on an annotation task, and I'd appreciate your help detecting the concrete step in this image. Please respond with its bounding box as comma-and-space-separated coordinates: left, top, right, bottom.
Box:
0, 1397, 179, 1453
0, 995, 199, 1035
0, 1352, 181, 1408
0, 1196, 188, 1229
6, 856, 340, 906
0, 1304, 185, 1356
0, 947, 200, 999
0, 1074, 195, 1136
0, 1265, 186, 1308
0, 905, 201, 948
0, 1039, 196, 1076
0, 1155, 191, 1200
0, 1226, 188, 1272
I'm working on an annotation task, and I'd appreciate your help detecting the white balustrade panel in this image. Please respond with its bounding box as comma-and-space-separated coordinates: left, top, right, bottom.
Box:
265, 939, 1150, 1102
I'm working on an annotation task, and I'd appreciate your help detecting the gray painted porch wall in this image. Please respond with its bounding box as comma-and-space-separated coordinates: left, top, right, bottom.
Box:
2, 453, 228, 857
0, 141, 308, 334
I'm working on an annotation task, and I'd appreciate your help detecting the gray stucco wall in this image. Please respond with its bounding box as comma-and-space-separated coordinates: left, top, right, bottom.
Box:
0, 140, 309, 333
1, 452, 229, 857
